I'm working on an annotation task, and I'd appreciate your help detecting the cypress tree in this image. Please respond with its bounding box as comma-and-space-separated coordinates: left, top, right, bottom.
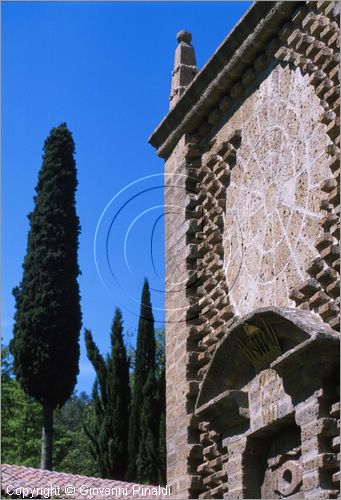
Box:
158, 367, 166, 485
155, 328, 166, 484
136, 370, 158, 484
11, 123, 82, 470
127, 278, 158, 482
84, 308, 130, 480
83, 334, 107, 477
84, 379, 106, 475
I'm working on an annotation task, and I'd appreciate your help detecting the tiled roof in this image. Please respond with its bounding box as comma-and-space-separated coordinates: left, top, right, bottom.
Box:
1, 464, 170, 499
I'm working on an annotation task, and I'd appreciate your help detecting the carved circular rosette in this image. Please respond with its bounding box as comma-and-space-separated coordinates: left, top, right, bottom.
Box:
277, 460, 302, 497
223, 66, 331, 315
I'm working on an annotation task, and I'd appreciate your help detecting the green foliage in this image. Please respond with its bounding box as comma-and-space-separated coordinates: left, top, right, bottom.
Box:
1, 346, 97, 476
136, 370, 159, 484
83, 380, 106, 476
155, 328, 165, 376
2, 345, 14, 381
135, 279, 156, 380
4, 268, 166, 480
53, 393, 99, 477
158, 368, 166, 485
1, 347, 41, 467
84, 308, 130, 480
11, 123, 82, 409
128, 279, 161, 483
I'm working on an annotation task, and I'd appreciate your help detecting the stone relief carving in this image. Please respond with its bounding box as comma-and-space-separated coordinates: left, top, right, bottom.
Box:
223, 65, 332, 316
236, 320, 281, 373
196, 308, 339, 499
249, 367, 293, 432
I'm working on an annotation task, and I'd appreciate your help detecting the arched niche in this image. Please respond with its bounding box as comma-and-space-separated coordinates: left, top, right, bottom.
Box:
195, 307, 338, 433
194, 307, 339, 499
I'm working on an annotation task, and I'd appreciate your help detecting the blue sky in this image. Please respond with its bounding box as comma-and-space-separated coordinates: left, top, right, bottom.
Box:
2, 1, 251, 394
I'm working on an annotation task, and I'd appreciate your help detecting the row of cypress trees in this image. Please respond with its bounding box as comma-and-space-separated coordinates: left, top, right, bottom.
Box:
10, 123, 165, 482
84, 280, 165, 484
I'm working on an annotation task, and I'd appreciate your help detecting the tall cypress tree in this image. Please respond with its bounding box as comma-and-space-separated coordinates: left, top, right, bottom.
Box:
155, 328, 166, 485
158, 367, 166, 485
84, 308, 130, 480
11, 123, 82, 470
127, 278, 158, 482
136, 370, 158, 484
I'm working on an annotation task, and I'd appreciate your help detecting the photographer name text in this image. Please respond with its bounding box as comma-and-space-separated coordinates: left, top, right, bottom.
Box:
6, 484, 171, 498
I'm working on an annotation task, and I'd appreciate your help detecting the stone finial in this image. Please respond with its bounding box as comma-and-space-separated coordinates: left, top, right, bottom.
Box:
170, 30, 198, 110
176, 30, 192, 44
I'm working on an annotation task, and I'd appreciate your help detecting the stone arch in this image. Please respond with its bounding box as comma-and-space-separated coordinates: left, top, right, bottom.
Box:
195, 307, 339, 499
195, 307, 337, 426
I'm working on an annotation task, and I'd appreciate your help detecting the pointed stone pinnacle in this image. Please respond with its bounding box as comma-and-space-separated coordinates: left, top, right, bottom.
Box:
170, 30, 198, 110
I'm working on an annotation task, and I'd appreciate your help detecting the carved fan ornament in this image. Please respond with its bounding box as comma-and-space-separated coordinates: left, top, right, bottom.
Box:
236, 319, 281, 372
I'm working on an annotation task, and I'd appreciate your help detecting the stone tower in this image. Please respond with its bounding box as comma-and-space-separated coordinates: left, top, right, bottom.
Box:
149, 1, 340, 498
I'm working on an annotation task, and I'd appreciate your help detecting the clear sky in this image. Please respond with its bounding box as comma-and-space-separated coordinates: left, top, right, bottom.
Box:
2, 1, 251, 395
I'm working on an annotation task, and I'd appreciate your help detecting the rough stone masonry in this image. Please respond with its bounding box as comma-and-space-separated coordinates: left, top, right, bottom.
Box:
149, 1, 340, 498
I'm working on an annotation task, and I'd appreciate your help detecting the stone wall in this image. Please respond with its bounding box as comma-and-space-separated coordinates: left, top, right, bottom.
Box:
149, 1, 340, 498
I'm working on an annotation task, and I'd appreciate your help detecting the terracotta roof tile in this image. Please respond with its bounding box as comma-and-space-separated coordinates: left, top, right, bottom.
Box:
1, 464, 170, 499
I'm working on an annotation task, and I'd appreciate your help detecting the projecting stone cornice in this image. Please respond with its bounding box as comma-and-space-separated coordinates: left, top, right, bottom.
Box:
148, 0, 303, 159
